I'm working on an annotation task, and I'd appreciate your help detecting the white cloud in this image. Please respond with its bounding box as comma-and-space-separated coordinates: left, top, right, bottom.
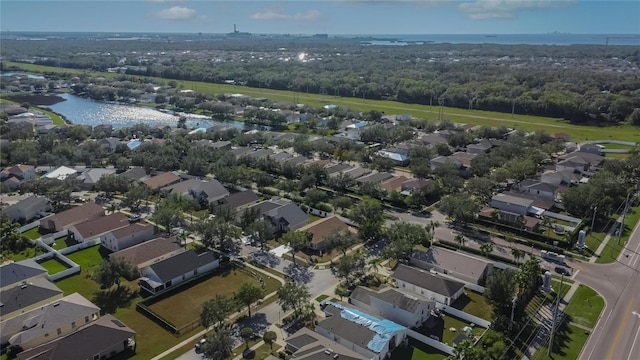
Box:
251, 6, 322, 21
336, 0, 452, 7
458, 0, 576, 20
149, 6, 204, 21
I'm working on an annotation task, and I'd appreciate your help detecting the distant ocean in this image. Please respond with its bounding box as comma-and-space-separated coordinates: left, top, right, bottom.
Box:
346, 34, 640, 46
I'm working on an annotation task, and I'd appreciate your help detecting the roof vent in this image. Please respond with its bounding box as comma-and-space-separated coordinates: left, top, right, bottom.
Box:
21, 283, 28, 289
53, 302, 60, 307
324, 350, 331, 355
333, 354, 339, 359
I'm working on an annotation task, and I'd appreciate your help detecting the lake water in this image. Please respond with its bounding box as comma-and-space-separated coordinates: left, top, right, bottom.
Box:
44, 93, 249, 129
0, 72, 46, 79
355, 34, 640, 46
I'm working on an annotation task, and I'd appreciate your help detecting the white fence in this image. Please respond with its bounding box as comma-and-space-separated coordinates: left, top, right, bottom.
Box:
435, 304, 492, 329
41, 230, 68, 245
59, 238, 101, 255
19, 220, 40, 233
407, 329, 454, 355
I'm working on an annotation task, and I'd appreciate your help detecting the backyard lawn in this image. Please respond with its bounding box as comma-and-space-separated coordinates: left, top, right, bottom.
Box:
450, 290, 492, 321
50, 236, 72, 250
418, 314, 484, 347
64, 245, 109, 273
39, 257, 70, 274
389, 337, 448, 360
147, 266, 280, 328
532, 321, 590, 360
1, 245, 46, 262
21, 226, 44, 240
563, 285, 604, 329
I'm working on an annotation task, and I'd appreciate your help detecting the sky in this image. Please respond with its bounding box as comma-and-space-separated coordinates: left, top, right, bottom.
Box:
1, 0, 638, 35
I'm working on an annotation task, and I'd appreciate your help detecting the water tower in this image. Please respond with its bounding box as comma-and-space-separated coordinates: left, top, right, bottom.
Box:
542, 271, 552, 292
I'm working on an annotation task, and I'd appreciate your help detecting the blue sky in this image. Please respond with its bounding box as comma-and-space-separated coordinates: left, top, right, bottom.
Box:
1, 1, 638, 34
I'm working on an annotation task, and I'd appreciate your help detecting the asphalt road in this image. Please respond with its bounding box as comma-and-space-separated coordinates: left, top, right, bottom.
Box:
576, 216, 640, 360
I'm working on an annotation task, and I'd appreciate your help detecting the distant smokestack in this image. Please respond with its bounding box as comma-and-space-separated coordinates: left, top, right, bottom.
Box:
234, 24, 237, 33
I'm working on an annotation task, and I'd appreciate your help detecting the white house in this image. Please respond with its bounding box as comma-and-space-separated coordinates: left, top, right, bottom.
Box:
67, 213, 129, 243
100, 221, 155, 252
138, 250, 219, 295
2, 196, 51, 223
316, 302, 407, 360
349, 286, 435, 328
410, 248, 493, 285
490, 193, 534, 216
391, 264, 465, 306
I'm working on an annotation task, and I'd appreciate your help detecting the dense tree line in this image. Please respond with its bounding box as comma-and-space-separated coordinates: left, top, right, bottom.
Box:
3, 38, 639, 124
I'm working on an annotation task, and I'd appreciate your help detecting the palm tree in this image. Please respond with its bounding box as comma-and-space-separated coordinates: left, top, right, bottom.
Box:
505, 234, 515, 248
367, 257, 383, 275
512, 248, 525, 264
454, 234, 466, 249
542, 216, 554, 237
479, 242, 494, 258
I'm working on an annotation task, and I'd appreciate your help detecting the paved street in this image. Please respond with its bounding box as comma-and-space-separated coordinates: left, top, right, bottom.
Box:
576, 216, 640, 360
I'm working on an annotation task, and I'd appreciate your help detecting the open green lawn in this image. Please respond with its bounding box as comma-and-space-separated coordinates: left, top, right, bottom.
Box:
6, 61, 640, 143
2, 245, 46, 262
563, 285, 604, 329
147, 266, 280, 327
51, 236, 72, 250
418, 314, 484, 347
601, 143, 637, 150
532, 321, 590, 360
64, 245, 110, 273
605, 152, 631, 159
595, 205, 640, 264
39, 256, 71, 274
451, 290, 493, 321
389, 337, 448, 360
21, 226, 44, 240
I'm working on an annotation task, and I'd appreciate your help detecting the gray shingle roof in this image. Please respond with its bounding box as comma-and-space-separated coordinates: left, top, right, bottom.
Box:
0, 278, 63, 317
411, 248, 490, 282
392, 264, 465, 297
0, 260, 47, 290
149, 250, 218, 283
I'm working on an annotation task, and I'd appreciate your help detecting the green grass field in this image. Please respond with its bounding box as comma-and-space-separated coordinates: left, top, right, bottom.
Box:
451, 290, 493, 321
21, 226, 43, 240
6, 61, 640, 143
389, 337, 448, 360
533, 321, 590, 360
64, 245, 109, 273
601, 143, 637, 150
39, 256, 71, 274
564, 284, 604, 329
146, 267, 280, 327
595, 205, 640, 264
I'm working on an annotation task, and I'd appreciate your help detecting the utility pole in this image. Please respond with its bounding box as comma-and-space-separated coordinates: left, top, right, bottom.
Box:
590, 206, 598, 233
548, 273, 565, 357
618, 192, 631, 244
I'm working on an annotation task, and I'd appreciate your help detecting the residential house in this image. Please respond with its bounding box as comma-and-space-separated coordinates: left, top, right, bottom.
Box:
142, 172, 181, 190
110, 236, 185, 269
118, 167, 147, 181
2, 196, 51, 223
77, 168, 117, 190
400, 178, 432, 195
540, 170, 581, 187
100, 221, 155, 252
40, 166, 77, 180
418, 133, 450, 147
16, 314, 136, 360
150, 124, 170, 138
466, 139, 493, 155
410, 248, 493, 285
138, 250, 220, 295
337, 167, 371, 180
161, 179, 229, 205
297, 216, 355, 252
210, 140, 232, 150
391, 264, 465, 306
0, 260, 48, 292
578, 143, 603, 154
98, 137, 122, 152
449, 152, 477, 176
356, 172, 394, 185
2, 176, 22, 191
557, 151, 605, 172
282, 327, 368, 360
316, 302, 407, 360
216, 189, 260, 211
555, 157, 589, 173
490, 193, 534, 216
376, 150, 409, 166
380, 176, 409, 193
244, 199, 309, 234
36, 124, 62, 136
231, 146, 253, 158
0, 278, 64, 322
519, 181, 559, 201
272, 151, 293, 163
349, 286, 435, 328
285, 156, 309, 166
1, 164, 36, 182
39, 203, 105, 232
1, 293, 100, 349
430, 156, 462, 172
325, 163, 353, 176
68, 212, 129, 243
93, 124, 114, 137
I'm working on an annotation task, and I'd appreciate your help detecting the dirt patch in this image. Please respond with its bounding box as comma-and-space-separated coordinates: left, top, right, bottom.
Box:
5, 94, 66, 106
